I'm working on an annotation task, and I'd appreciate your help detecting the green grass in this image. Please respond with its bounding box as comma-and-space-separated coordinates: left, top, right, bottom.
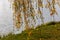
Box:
0, 22, 60, 40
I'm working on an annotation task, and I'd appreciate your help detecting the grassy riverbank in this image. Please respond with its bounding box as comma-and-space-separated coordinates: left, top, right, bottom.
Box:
0, 22, 60, 40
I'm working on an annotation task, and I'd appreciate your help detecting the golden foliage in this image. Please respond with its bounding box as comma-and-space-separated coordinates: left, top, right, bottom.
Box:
38, 0, 43, 8
13, 0, 60, 29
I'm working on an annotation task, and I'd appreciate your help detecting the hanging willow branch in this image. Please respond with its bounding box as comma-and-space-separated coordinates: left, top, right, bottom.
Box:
23, 0, 31, 29
29, 0, 36, 24
45, 0, 51, 9
46, 0, 58, 15
55, 0, 60, 7
38, 0, 44, 24
45, 0, 58, 21
50, 0, 57, 15
13, 0, 23, 29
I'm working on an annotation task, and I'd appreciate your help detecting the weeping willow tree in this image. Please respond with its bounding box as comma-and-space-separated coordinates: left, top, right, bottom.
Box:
12, 0, 48, 30
13, 0, 60, 30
